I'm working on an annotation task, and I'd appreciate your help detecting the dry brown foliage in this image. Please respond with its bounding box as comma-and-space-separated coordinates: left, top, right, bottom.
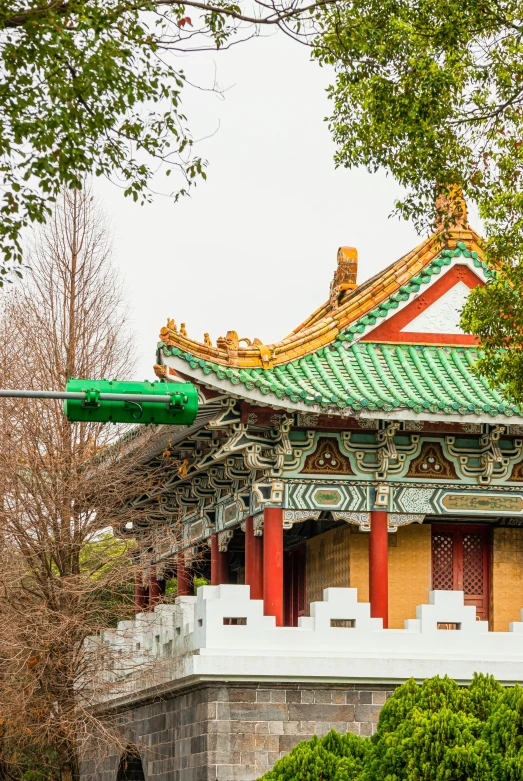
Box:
0, 188, 180, 781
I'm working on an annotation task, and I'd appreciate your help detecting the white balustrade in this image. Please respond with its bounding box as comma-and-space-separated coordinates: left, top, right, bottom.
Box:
91, 586, 523, 696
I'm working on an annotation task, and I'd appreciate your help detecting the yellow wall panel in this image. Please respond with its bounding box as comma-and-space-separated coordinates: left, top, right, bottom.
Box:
305, 525, 350, 607
388, 524, 431, 629
349, 529, 369, 602
492, 527, 523, 631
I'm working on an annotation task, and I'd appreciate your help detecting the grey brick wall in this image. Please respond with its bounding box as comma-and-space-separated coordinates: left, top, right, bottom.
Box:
82, 683, 394, 781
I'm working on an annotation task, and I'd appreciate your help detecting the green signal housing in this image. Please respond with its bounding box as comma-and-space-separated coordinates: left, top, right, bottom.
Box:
64, 378, 198, 425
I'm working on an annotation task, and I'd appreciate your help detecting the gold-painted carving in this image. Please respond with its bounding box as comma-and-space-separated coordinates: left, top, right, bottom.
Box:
153, 363, 167, 379
330, 246, 358, 307
216, 331, 273, 368
508, 460, 523, 482
177, 459, 189, 479
159, 318, 178, 344
216, 330, 241, 365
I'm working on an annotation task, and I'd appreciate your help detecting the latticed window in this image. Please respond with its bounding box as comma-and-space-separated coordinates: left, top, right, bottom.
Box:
431, 525, 490, 621
432, 532, 454, 590
463, 533, 484, 597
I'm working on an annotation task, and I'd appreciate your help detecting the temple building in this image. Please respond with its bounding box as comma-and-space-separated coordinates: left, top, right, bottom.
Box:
89, 204, 523, 781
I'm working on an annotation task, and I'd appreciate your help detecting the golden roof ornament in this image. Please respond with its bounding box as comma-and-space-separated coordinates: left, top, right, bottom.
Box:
204, 333, 212, 347
215, 331, 273, 368
180, 323, 188, 337
330, 246, 358, 308
153, 363, 167, 379
159, 318, 178, 345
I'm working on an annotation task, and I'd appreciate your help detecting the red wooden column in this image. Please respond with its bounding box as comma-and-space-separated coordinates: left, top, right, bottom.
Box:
135, 571, 148, 613
211, 534, 229, 585
177, 551, 192, 596
369, 510, 389, 628
149, 566, 162, 610
263, 507, 284, 626
245, 516, 263, 600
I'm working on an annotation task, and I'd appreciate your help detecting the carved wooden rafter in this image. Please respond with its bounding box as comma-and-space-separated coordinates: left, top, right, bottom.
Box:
218, 530, 234, 552
282, 510, 320, 529
387, 513, 425, 532
342, 424, 420, 480
253, 513, 264, 536
252, 481, 284, 506
332, 511, 371, 532
283, 430, 317, 472
446, 426, 523, 484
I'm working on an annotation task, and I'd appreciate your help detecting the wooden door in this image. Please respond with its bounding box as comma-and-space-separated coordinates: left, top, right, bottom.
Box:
284, 545, 306, 627
431, 524, 490, 621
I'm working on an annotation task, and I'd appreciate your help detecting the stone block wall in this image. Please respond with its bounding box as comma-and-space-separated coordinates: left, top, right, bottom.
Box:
83, 683, 393, 781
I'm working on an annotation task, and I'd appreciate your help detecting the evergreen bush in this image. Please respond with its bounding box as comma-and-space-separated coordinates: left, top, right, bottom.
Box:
258, 675, 522, 781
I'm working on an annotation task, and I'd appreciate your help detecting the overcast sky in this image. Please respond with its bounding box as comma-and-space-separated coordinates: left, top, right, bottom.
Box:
94, 30, 477, 382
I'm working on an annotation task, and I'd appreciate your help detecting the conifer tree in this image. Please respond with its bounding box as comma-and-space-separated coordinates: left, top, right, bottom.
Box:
261, 730, 369, 781
257, 675, 509, 781
483, 685, 523, 780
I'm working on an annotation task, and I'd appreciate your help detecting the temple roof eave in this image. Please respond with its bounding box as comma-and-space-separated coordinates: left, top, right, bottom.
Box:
159, 351, 523, 426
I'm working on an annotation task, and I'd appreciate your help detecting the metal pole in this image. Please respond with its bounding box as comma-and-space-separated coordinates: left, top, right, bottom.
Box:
0, 389, 184, 404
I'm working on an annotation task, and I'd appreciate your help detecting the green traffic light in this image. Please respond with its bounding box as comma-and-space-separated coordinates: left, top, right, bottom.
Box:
64, 378, 199, 425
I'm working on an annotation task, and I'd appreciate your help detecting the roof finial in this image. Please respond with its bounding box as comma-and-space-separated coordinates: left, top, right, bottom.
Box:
330, 246, 358, 308
434, 184, 468, 231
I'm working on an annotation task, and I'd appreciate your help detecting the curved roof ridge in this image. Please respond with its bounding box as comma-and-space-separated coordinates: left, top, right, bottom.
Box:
158, 225, 485, 369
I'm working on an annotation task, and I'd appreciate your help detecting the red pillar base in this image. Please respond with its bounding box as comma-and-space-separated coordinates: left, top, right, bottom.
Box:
245, 516, 263, 600
177, 551, 192, 596
211, 534, 229, 585
369, 510, 389, 628
263, 507, 284, 626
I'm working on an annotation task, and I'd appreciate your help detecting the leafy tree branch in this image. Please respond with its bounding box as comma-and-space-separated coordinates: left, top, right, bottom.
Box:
0, 0, 336, 278
314, 0, 523, 400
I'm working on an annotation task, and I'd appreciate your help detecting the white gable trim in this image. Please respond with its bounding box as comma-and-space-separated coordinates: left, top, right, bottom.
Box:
350, 257, 486, 345
400, 280, 470, 335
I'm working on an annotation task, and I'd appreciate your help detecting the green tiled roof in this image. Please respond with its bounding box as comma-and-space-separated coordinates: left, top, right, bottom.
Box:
160, 342, 518, 417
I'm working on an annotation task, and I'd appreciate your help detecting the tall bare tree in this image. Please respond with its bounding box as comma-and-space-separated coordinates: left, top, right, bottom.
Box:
0, 188, 177, 781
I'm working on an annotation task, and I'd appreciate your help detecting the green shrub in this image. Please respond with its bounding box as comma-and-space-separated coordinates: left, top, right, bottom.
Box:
261, 730, 370, 781
483, 684, 523, 780
257, 674, 514, 781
